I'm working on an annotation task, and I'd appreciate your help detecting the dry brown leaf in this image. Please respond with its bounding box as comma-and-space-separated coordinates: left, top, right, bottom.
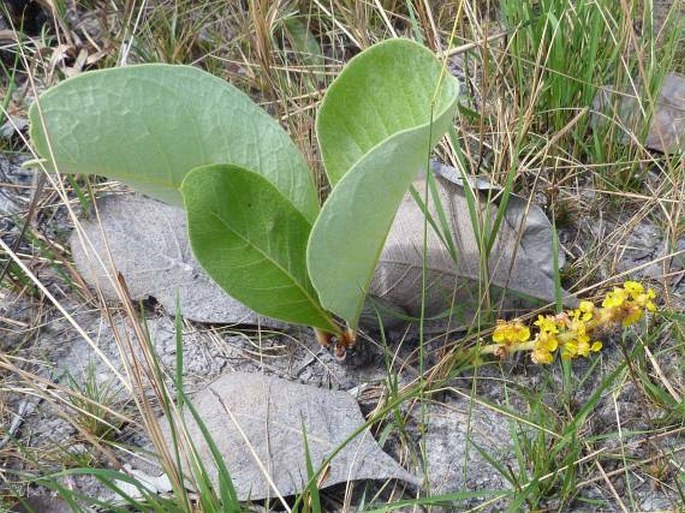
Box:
69, 195, 282, 326
365, 162, 574, 330
592, 72, 685, 153
154, 372, 419, 500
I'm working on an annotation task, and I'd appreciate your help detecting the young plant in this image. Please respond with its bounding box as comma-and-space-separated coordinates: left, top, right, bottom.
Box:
64, 362, 129, 440
28, 39, 460, 358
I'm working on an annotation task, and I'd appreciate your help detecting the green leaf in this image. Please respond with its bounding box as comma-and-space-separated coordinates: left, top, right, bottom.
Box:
181, 164, 338, 333
29, 64, 319, 223
316, 39, 458, 187
308, 39, 459, 328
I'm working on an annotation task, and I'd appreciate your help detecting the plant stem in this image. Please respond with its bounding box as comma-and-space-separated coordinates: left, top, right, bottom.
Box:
313, 328, 333, 348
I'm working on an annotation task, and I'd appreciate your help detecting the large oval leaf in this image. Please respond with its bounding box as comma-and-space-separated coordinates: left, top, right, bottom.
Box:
181, 164, 338, 333
316, 39, 458, 187
308, 39, 459, 328
29, 64, 319, 223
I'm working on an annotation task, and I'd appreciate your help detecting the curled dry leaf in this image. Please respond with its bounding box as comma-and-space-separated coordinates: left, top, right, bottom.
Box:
152, 372, 419, 500
69, 194, 284, 327
592, 72, 685, 153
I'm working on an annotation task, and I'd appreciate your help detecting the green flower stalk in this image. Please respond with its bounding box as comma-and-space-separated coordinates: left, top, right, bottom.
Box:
481, 281, 657, 364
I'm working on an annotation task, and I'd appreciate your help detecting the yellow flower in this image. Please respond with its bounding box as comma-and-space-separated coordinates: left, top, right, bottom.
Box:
487, 281, 654, 365
534, 315, 559, 334
602, 287, 627, 309
623, 280, 644, 298
622, 305, 643, 327
575, 337, 592, 357
531, 346, 555, 364
577, 300, 595, 321
569, 315, 587, 336
561, 340, 577, 360
635, 288, 657, 312
492, 319, 530, 345
582, 338, 603, 357
531, 330, 558, 364
600, 282, 657, 327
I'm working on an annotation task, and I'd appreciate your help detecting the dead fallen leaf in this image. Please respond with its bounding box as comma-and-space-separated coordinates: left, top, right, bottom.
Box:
365, 162, 575, 330
592, 72, 685, 153
153, 372, 419, 500
69, 195, 282, 326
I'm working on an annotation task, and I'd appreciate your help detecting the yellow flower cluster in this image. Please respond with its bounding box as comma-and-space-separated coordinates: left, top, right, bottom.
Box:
486, 281, 657, 364
600, 281, 657, 326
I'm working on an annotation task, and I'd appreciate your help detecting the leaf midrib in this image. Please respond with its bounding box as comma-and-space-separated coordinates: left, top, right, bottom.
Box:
210, 211, 334, 327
